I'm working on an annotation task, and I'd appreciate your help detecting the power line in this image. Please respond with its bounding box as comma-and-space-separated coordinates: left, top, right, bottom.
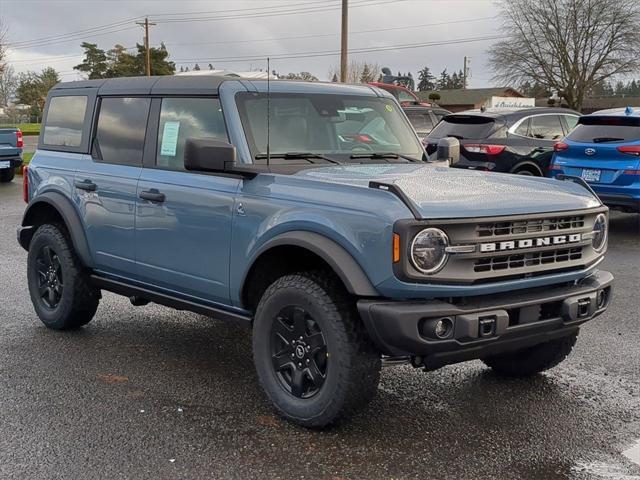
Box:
173, 34, 503, 64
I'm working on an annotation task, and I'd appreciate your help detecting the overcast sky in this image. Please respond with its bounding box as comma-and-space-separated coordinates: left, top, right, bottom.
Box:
2, 0, 498, 87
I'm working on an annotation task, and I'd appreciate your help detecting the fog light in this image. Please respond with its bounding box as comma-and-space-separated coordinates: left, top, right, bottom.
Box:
597, 289, 607, 309
435, 319, 451, 338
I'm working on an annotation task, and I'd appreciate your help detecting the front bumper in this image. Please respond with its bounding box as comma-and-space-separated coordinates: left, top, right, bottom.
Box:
358, 270, 613, 369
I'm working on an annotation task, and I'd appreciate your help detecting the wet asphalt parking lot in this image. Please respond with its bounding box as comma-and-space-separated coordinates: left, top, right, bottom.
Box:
0, 179, 639, 480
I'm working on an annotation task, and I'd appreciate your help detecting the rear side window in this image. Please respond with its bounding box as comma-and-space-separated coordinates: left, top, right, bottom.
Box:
42, 96, 88, 147
567, 116, 640, 143
156, 97, 227, 170
93, 97, 151, 166
407, 113, 434, 135
428, 115, 495, 139
529, 115, 564, 140
563, 115, 579, 132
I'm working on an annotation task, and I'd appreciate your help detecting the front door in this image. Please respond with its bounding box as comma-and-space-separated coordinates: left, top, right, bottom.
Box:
134, 97, 239, 305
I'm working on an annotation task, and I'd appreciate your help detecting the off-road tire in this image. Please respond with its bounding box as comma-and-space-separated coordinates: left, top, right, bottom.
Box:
482, 331, 578, 377
27, 224, 100, 329
252, 272, 381, 428
0, 168, 15, 183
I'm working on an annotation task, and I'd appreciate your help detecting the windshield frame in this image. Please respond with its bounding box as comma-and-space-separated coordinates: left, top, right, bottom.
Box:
234, 91, 425, 164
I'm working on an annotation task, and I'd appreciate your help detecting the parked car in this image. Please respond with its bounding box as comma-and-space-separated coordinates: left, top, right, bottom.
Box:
550, 107, 640, 213
19, 77, 612, 428
425, 107, 580, 176
368, 82, 431, 106
0, 127, 23, 182
402, 104, 451, 141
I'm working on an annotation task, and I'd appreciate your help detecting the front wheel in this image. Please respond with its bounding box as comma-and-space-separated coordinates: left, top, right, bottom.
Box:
482, 331, 578, 377
27, 224, 100, 329
252, 272, 381, 428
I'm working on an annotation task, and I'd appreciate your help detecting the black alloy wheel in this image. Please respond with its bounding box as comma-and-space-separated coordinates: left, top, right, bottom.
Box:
270, 305, 328, 398
35, 245, 64, 309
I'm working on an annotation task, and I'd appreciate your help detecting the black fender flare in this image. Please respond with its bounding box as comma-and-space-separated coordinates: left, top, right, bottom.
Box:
19, 192, 94, 268
245, 231, 379, 297
510, 160, 544, 176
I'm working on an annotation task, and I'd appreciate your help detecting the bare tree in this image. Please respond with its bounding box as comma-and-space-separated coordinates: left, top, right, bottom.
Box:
328, 60, 381, 83
0, 64, 17, 107
0, 19, 6, 74
489, 0, 640, 110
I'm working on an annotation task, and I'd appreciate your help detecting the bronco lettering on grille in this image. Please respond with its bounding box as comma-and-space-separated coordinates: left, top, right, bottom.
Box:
479, 233, 583, 253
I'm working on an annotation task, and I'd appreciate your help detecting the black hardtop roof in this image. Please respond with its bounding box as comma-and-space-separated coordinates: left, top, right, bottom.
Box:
448, 107, 579, 121
51, 75, 232, 95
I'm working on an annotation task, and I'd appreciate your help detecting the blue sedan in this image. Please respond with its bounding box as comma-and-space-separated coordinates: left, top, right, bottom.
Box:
550, 107, 640, 213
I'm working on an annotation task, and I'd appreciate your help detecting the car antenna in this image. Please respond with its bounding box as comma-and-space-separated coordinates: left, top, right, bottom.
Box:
267, 57, 271, 168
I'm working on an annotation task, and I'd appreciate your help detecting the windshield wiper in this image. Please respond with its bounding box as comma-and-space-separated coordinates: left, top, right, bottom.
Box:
350, 152, 421, 162
254, 152, 341, 164
592, 137, 625, 143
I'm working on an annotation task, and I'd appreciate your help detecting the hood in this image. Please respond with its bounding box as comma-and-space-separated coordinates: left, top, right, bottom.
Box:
294, 164, 601, 219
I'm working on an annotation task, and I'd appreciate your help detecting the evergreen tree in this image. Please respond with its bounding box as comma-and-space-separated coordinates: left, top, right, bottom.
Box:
417, 66, 436, 91
194, 63, 201, 71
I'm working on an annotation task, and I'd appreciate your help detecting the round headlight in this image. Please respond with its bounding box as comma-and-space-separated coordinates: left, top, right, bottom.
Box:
410, 228, 449, 274
592, 213, 607, 252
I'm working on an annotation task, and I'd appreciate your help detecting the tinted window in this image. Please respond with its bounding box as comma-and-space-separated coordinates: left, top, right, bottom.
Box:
528, 115, 564, 140
156, 98, 227, 170
567, 116, 640, 143
407, 113, 434, 135
563, 115, 579, 132
43, 96, 87, 147
94, 97, 150, 166
397, 90, 416, 103
513, 118, 530, 136
428, 115, 495, 139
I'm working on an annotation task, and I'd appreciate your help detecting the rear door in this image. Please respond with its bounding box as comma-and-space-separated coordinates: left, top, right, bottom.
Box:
135, 97, 240, 305
75, 96, 150, 278
554, 116, 640, 186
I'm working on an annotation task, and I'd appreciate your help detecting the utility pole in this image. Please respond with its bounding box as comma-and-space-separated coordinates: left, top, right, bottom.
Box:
136, 17, 156, 76
462, 56, 470, 89
340, 0, 348, 83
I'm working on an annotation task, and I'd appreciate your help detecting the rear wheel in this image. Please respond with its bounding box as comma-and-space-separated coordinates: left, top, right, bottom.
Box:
0, 168, 15, 183
482, 331, 578, 377
27, 224, 100, 329
513, 168, 538, 176
252, 272, 381, 428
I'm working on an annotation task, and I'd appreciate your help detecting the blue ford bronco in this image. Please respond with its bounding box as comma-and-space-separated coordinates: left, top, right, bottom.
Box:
18, 76, 613, 427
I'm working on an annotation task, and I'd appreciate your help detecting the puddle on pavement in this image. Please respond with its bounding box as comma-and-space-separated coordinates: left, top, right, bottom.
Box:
623, 439, 640, 467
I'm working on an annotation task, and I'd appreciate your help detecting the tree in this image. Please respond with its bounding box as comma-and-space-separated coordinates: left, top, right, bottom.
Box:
328, 60, 380, 83
283, 72, 319, 81
489, 0, 640, 110
0, 64, 17, 106
208, 64, 214, 70
16, 67, 60, 118
417, 67, 436, 91
331, 73, 338, 82
74, 42, 108, 79
437, 69, 450, 90
0, 19, 6, 74
428, 92, 441, 102
194, 63, 201, 71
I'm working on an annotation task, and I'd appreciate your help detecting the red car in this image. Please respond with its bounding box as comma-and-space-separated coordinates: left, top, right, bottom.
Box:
368, 82, 432, 107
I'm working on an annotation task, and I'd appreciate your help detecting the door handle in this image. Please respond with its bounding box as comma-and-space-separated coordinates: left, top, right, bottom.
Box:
139, 189, 166, 203
74, 179, 97, 191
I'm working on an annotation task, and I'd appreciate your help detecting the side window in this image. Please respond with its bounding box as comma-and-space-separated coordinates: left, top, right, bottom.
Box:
529, 115, 564, 140
563, 115, 579, 133
156, 97, 227, 170
42, 96, 88, 147
407, 113, 434, 135
513, 118, 530, 137
93, 97, 150, 166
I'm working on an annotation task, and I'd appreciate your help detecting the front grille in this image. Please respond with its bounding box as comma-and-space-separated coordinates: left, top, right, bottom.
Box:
474, 247, 583, 272
477, 216, 585, 237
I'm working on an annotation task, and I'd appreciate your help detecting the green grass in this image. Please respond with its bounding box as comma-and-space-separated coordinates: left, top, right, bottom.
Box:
0, 123, 41, 135
23, 152, 34, 164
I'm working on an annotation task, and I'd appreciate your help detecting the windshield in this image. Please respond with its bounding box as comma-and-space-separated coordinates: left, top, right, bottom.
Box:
235, 92, 424, 162
567, 116, 640, 143
427, 115, 496, 140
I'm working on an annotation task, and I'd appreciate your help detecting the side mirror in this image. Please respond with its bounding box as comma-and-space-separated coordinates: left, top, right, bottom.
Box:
184, 138, 236, 173
436, 137, 460, 166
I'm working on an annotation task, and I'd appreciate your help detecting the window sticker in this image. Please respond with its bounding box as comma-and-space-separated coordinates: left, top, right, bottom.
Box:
160, 121, 180, 156
385, 104, 394, 112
